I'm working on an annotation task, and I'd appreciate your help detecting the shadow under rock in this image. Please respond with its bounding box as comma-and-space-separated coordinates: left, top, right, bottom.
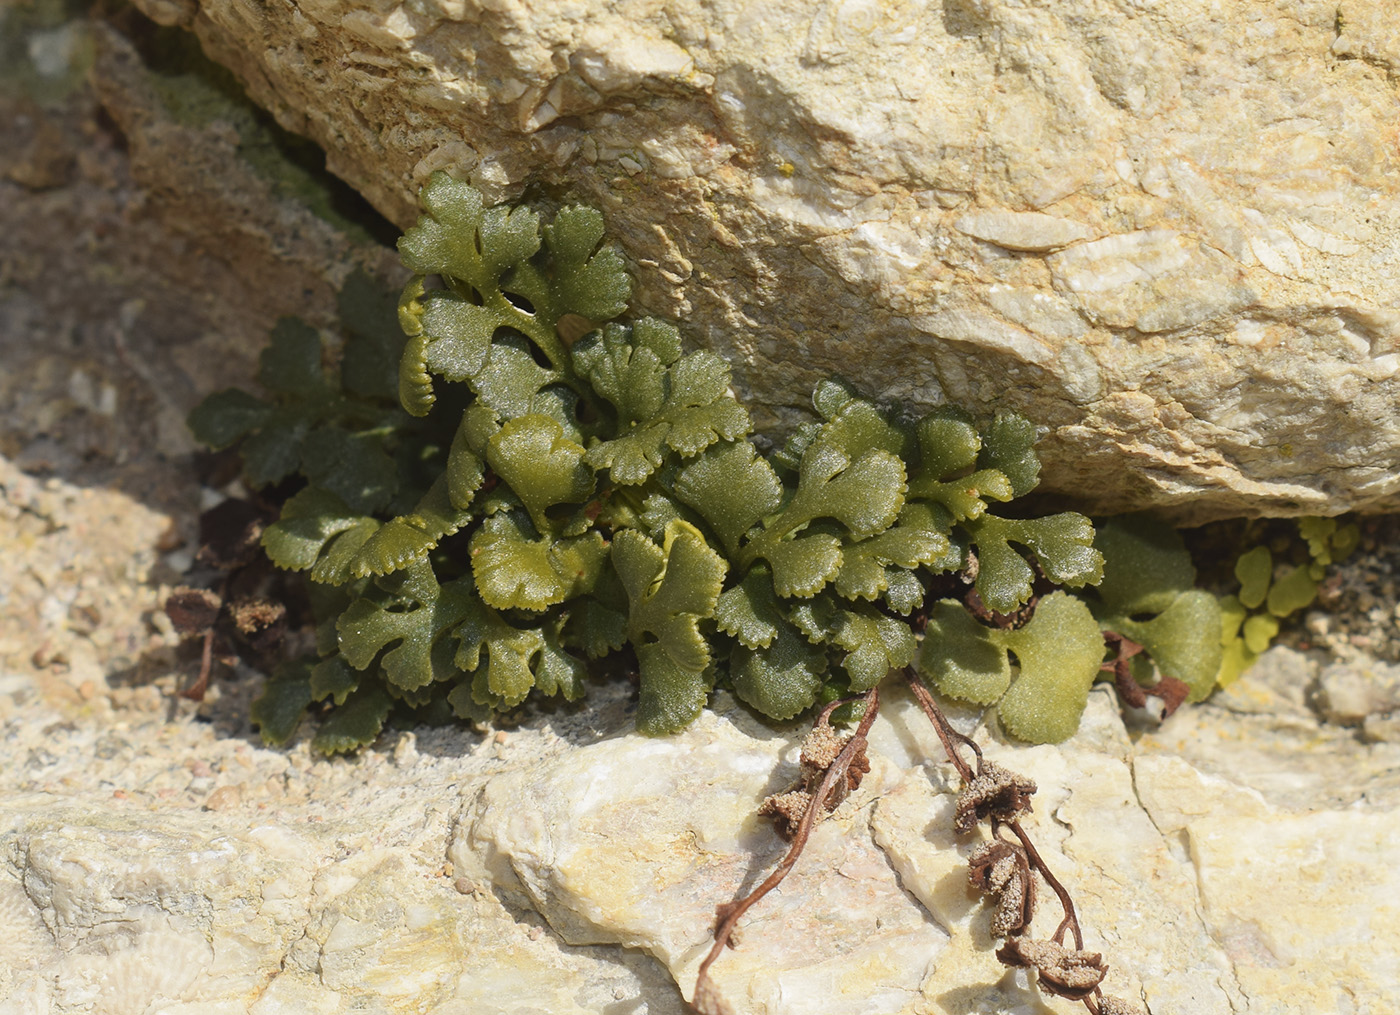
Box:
0, 5, 400, 525
936, 973, 1053, 1015
102, 643, 271, 751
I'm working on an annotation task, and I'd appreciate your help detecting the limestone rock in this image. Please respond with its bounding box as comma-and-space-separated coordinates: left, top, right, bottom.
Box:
1135, 752, 1400, 1014
4, 475, 1400, 1015
1316, 658, 1400, 727
10, 11, 1400, 1014
459, 705, 946, 1015
127, 0, 1400, 521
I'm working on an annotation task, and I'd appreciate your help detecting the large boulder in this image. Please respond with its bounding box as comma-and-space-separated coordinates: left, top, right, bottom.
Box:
132, 0, 1400, 522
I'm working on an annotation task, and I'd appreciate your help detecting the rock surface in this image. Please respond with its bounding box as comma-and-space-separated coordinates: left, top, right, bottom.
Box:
5, 407, 1400, 1013
5, 8, 1400, 1015
6, 516, 1400, 1015
126, 0, 1400, 521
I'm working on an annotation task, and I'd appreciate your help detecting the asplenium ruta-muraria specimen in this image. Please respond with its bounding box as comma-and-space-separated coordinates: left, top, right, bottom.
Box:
189, 171, 1240, 754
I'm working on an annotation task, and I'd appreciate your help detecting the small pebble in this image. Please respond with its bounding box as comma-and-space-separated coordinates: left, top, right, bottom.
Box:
204, 784, 243, 811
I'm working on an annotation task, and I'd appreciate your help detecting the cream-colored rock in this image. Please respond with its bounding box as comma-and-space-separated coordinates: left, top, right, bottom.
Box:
1136, 754, 1400, 1014
954, 210, 1093, 253
1316, 658, 1400, 725
1140, 647, 1400, 812
6, 597, 1400, 1015
460, 705, 946, 1015
0, 688, 684, 1015
127, 0, 1400, 521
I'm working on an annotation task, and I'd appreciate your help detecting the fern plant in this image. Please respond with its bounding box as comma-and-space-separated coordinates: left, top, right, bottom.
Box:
191, 173, 1255, 754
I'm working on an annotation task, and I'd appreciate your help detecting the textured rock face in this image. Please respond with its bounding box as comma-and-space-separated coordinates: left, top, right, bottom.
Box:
133, 0, 1400, 521
7, 9, 1400, 1014
7, 591, 1400, 1015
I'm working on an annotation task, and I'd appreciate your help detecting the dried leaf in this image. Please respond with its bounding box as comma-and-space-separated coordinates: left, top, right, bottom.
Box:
995, 938, 1107, 1001
164, 586, 222, 637
954, 761, 1037, 833
968, 839, 1035, 936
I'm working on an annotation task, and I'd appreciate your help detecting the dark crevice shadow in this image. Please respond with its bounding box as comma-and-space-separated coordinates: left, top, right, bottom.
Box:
1, 4, 401, 519
115, 10, 401, 249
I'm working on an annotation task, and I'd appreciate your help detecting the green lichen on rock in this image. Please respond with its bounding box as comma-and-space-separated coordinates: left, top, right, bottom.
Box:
192, 175, 1287, 752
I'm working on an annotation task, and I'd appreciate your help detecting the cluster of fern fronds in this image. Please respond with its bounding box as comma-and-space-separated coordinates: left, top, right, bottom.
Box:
189, 173, 1333, 754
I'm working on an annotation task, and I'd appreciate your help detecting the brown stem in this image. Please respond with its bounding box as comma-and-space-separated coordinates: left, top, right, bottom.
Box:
903, 668, 1087, 953
1104, 634, 1148, 710
180, 572, 231, 702
693, 685, 881, 1004
181, 625, 217, 702
1006, 818, 1083, 950
904, 669, 979, 782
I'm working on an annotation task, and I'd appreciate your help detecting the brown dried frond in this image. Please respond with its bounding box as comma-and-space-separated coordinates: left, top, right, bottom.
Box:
967, 839, 1035, 936
230, 596, 285, 634
1150, 674, 1191, 718
759, 721, 869, 840
229, 596, 287, 654
954, 761, 1037, 833
799, 723, 844, 769
165, 586, 223, 637
843, 745, 871, 792
1107, 634, 1191, 719
996, 937, 1107, 1001
757, 789, 812, 841
1096, 996, 1148, 1015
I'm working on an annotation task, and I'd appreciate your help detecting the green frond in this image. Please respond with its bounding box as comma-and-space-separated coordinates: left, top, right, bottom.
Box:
196, 175, 1276, 751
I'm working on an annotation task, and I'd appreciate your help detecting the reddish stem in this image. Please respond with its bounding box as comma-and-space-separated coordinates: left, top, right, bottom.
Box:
693, 685, 881, 1003
904, 669, 979, 782
181, 625, 216, 702
907, 669, 1089, 956
1006, 818, 1083, 950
